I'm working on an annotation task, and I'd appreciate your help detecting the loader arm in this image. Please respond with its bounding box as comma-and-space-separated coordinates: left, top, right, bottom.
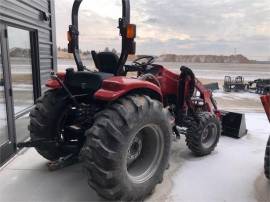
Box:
195, 79, 219, 114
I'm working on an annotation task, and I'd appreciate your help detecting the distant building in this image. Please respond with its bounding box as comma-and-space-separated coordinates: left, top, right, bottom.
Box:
0, 0, 57, 165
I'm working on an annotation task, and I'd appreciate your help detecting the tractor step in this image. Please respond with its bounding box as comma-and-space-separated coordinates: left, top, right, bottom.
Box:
47, 154, 79, 171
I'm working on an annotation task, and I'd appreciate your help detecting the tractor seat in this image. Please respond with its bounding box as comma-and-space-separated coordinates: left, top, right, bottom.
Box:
91, 51, 119, 75
65, 69, 113, 94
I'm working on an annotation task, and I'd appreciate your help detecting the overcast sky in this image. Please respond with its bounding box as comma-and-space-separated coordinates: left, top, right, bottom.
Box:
55, 0, 270, 60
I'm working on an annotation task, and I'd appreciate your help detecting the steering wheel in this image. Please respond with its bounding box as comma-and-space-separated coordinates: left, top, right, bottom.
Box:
124, 56, 156, 74
132, 56, 155, 66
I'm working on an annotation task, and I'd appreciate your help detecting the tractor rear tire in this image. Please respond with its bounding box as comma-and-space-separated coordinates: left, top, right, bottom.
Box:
265, 135, 270, 179
82, 95, 172, 201
29, 89, 72, 161
185, 112, 221, 156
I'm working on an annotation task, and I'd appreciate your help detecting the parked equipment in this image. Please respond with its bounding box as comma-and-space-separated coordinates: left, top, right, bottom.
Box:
223, 76, 247, 92
223, 76, 270, 95
261, 95, 270, 179
17, 0, 246, 200
248, 79, 270, 95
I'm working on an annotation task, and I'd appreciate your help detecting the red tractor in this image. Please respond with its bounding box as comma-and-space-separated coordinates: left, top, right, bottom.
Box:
18, 0, 222, 200
261, 95, 270, 179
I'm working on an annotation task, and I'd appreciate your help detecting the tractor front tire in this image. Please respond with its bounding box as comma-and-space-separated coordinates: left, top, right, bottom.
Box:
29, 90, 71, 161
82, 95, 172, 201
185, 112, 221, 156
265, 135, 270, 179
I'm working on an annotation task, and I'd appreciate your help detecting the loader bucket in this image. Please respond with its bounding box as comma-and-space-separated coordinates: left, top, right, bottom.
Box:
204, 82, 219, 91
221, 111, 248, 138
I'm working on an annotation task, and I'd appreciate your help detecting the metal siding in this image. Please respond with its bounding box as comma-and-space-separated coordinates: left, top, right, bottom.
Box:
50, 0, 57, 70
0, 0, 56, 92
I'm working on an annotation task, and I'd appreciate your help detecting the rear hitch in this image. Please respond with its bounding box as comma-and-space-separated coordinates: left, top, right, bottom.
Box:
17, 139, 80, 171
17, 139, 81, 154
47, 154, 79, 171
17, 139, 57, 148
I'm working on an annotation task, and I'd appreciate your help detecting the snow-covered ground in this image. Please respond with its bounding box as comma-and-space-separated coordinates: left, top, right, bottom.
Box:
162, 62, 270, 81
212, 90, 264, 113
148, 113, 270, 202
213, 90, 260, 101
173, 113, 269, 202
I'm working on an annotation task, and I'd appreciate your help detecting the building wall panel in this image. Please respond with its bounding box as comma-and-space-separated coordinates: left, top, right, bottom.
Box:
0, 0, 56, 90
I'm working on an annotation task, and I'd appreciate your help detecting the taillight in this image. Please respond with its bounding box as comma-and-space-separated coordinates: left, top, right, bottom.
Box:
56, 72, 66, 80
45, 72, 66, 89
46, 79, 62, 89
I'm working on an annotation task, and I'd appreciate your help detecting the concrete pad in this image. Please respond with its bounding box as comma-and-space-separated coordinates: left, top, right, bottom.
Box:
0, 169, 102, 202
0, 149, 102, 202
3, 149, 49, 171
4, 149, 81, 172
169, 113, 270, 202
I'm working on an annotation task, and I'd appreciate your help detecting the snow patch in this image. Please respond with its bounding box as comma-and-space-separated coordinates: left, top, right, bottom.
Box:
170, 113, 270, 202
213, 90, 261, 101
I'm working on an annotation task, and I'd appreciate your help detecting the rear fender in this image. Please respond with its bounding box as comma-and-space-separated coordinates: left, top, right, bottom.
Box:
94, 77, 163, 102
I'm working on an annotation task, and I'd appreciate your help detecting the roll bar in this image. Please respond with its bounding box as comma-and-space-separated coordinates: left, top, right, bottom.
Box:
68, 0, 136, 73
